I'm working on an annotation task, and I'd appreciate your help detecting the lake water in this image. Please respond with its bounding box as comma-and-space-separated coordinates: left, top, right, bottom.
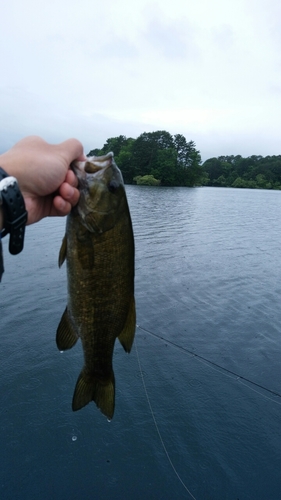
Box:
0, 186, 280, 500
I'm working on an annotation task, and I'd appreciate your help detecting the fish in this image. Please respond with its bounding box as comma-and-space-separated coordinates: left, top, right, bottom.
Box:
56, 152, 135, 419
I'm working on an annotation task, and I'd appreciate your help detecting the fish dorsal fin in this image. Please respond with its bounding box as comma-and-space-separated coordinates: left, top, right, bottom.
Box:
118, 296, 136, 353
56, 307, 79, 351
58, 235, 67, 267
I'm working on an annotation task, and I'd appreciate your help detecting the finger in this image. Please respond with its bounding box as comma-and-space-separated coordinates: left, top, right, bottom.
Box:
59, 182, 80, 207
65, 169, 79, 188
56, 138, 86, 165
52, 195, 72, 216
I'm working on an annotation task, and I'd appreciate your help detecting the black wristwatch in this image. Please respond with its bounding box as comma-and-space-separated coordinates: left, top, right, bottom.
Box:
0, 167, 28, 255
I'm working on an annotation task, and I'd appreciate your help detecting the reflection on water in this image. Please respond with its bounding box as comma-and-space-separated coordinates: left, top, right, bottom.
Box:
0, 186, 281, 500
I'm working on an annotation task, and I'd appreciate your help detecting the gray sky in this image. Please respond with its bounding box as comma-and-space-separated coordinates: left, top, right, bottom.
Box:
1, 0, 280, 160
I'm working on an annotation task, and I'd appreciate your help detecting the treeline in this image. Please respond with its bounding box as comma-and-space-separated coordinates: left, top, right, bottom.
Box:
88, 131, 203, 186
203, 155, 281, 189
88, 131, 281, 189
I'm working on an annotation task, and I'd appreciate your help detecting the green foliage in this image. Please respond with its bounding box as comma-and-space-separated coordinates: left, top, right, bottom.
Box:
88, 130, 203, 187
88, 134, 281, 190
87, 148, 101, 156
130, 131, 175, 179
203, 155, 281, 190
151, 148, 177, 185
88, 135, 131, 157
133, 175, 161, 186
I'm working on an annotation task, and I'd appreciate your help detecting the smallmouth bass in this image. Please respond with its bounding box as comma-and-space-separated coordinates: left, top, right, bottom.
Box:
57, 152, 135, 419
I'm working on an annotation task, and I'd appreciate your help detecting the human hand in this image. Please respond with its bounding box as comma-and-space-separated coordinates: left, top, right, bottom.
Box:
0, 136, 86, 225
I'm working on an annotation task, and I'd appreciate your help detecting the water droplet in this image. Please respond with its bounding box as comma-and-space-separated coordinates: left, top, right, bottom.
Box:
107, 418, 111, 423
60, 351, 64, 354
72, 435, 77, 441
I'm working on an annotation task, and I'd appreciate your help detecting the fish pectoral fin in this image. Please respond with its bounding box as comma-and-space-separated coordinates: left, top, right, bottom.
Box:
56, 307, 79, 351
118, 296, 136, 353
72, 369, 115, 419
58, 235, 67, 267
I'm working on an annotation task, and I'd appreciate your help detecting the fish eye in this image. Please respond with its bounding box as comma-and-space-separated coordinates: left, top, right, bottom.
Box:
108, 181, 118, 194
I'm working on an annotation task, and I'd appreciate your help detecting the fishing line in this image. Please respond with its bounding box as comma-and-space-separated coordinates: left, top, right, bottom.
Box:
136, 325, 281, 405
135, 336, 197, 500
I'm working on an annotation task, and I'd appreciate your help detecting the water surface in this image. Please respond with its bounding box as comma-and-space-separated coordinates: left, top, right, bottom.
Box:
1, 186, 280, 499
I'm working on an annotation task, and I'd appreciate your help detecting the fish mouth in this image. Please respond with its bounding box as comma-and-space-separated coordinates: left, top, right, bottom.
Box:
85, 152, 114, 173
73, 151, 124, 234
73, 152, 114, 177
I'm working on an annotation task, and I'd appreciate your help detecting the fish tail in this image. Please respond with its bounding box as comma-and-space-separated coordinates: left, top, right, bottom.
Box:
72, 369, 115, 419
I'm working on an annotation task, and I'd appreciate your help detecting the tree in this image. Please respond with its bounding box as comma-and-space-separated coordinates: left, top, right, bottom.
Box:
202, 154, 281, 190
87, 147, 101, 156
203, 158, 223, 183
102, 136, 129, 156
152, 148, 177, 186
174, 135, 200, 168
115, 138, 135, 183
87, 130, 202, 186
131, 131, 175, 177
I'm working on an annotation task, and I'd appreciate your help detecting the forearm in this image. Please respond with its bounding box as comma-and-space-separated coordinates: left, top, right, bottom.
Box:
0, 206, 3, 231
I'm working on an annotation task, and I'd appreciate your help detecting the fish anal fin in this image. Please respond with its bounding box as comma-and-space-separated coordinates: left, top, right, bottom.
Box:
58, 235, 67, 267
118, 296, 136, 353
56, 308, 78, 351
72, 369, 115, 419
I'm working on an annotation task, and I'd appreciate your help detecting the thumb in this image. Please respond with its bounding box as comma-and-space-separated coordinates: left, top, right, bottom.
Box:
56, 138, 87, 165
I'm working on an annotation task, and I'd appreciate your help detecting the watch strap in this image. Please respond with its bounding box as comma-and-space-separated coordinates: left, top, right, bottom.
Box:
0, 168, 7, 182
0, 237, 4, 282
0, 167, 28, 255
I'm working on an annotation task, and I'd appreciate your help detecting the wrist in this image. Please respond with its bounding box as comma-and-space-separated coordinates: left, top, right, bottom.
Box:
0, 152, 20, 184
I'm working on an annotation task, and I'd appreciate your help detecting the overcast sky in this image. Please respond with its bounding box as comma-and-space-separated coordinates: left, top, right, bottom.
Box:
1, 0, 280, 160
